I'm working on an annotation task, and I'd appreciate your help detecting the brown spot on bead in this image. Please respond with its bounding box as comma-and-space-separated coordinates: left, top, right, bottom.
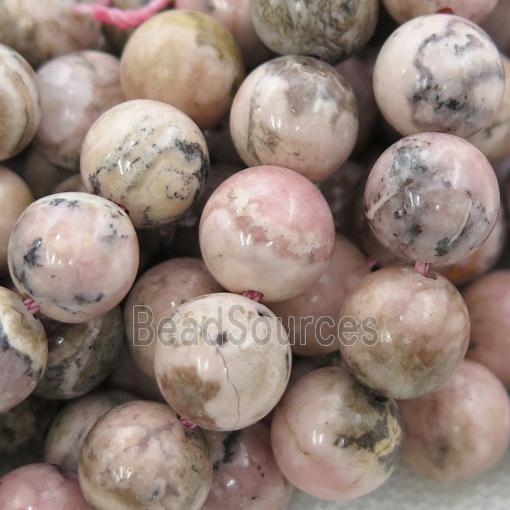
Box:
159, 367, 221, 429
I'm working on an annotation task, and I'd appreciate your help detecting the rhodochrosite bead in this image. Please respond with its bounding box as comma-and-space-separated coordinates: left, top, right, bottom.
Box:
199, 166, 335, 302
45, 390, 134, 472
339, 266, 470, 399
79, 401, 212, 510
0, 0, 102, 67
175, 0, 270, 67
373, 14, 504, 137
8, 192, 139, 323
35, 308, 124, 399
81, 99, 209, 229
469, 55, 510, 163
35, 51, 124, 171
441, 212, 505, 285
463, 270, 510, 386
124, 257, 222, 378
154, 293, 292, 430
120, 10, 244, 129
271, 235, 370, 356
364, 133, 500, 266
271, 366, 403, 500
203, 423, 293, 509
250, 0, 379, 64
400, 360, 510, 481
382, 0, 498, 24
230, 56, 358, 182
0, 464, 91, 509
0, 44, 41, 161
0, 287, 48, 413
0, 167, 32, 275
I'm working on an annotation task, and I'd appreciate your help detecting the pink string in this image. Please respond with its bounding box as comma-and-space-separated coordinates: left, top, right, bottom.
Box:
414, 261, 431, 277
23, 296, 40, 315
74, 0, 173, 29
241, 290, 264, 302
179, 416, 197, 430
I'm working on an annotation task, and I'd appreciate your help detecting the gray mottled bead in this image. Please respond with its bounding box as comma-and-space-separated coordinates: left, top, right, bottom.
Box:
45, 390, 134, 471
81, 99, 210, 229
250, 0, 379, 64
35, 308, 124, 399
0, 396, 60, 476
230, 56, 358, 182
374, 14, 505, 138
0, 287, 48, 412
364, 132, 500, 266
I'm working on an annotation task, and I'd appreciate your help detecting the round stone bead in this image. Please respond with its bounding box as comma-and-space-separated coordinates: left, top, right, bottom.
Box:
0, 167, 32, 276
382, 0, 498, 24
0, 0, 102, 67
203, 423, 293, 509
35, 308, 124, 399
8, 192, 139, 323
339, 266, 470, 399
125, 257, 222, 378
230, 56, 358, 182
271, 366, 403, 500
79, 401, 213, 510
0, 463, 91, 510
45, 390, 134, 472
271, 235, 369, 357
175, 0, 271, 67
463, 270, 510, 386
81, 99, 209, 229
373, 14, 504, 138
250, 0, 379, 64
35, 51, 124, 171
400, 360, 510, 481
0, 287, 48, 413
120, 10, 244, 129
154, 293, 292, 430
0, 396, 60, 476
18, 149, 69, 199
0, 44, 41, 161
440, 211, 505, 285
199, 166, 335, 302
469, 55, 510, 163
364, 133, 500, 266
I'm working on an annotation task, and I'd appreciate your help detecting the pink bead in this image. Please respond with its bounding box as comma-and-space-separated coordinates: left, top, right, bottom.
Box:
373, 15, 504, 138
79, 401, 212, 510
382, 0, 498, 24
364, 132, 500, 266
0, 287, 48, 412
124, 257, 222, 378
204, 423, 293, 509
199, 166, 335, 302
8, 192, 139, 323
271, 235, 370, 356
0, 166, 33, 276
271, 366, 403, 500
440, 211, 506, 285
230, 56, 358, 183
35, 51, 124, 171
400, 360, 510, 481
463, 270, 510, 386
339, 266, 470, 399
0, 463, 91, 510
